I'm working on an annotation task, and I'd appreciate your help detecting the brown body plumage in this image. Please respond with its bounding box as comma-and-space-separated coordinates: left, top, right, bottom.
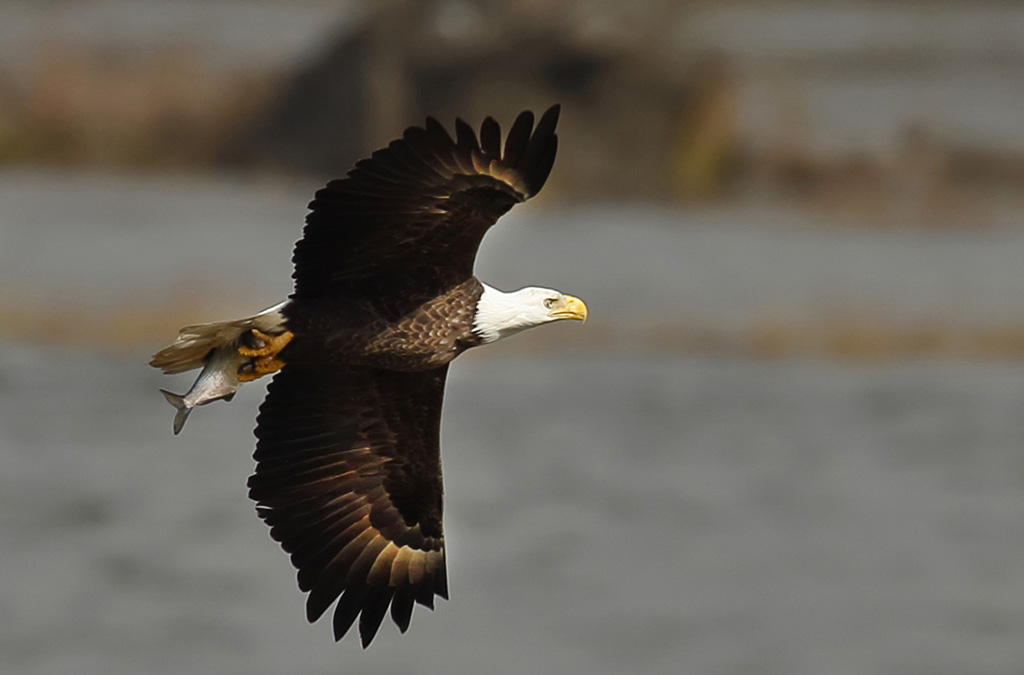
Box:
282, 278, 485, 371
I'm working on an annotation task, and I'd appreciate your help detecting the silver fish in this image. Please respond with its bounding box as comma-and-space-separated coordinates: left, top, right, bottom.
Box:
152, 301, 290, 434
159, 344, 247, 435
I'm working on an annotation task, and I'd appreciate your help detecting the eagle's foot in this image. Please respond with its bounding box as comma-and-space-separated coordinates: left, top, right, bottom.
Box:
237, 329, 293, 382
238, 329, 293, 358
238, 355, 286, 382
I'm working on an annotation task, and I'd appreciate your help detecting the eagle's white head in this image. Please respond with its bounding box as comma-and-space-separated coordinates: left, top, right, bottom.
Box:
473, 283, 588, 344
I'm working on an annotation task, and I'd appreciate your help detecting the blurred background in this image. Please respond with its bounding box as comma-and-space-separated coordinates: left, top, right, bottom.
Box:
3, 1, 1024, 673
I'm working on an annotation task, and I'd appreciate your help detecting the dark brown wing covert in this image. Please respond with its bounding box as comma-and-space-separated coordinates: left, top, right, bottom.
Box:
292, 105, 560, 303
250, 363, 450, 647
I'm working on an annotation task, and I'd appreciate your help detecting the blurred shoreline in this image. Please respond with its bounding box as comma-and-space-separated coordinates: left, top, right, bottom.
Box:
9, 293, 1024, 364
4, 168, 1024, 362
3, 1, 1024, 204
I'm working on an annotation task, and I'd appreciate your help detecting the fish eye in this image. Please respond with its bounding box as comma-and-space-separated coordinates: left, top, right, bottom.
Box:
543, 297, 557, 309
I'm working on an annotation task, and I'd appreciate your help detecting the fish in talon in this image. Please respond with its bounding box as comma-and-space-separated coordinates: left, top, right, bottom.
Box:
151, 302, 290, 432
159, 344, 248, 434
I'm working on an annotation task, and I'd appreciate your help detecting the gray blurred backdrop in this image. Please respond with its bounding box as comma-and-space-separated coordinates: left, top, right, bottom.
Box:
3, 1, 1024, 673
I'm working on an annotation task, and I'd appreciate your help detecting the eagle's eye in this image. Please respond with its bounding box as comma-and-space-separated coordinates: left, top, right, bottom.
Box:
543, 297, 557, 309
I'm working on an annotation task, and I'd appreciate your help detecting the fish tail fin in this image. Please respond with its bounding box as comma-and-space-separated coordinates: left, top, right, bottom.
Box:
160, 389, 191, 435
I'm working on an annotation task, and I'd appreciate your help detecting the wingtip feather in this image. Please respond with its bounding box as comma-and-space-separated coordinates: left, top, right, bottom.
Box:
358, 586, 395, 647
332, 586, 367, 642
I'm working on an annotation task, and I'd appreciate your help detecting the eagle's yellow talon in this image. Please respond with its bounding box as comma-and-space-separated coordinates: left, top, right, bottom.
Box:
238, 329, 293, 358
237, 329, 292, 381
238, 354, 287, 381
237, 365, 259, 382
255, 356, 286, 376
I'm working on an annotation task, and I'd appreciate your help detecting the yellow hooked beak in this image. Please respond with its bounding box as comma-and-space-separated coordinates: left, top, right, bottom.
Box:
549, 294, 588, 323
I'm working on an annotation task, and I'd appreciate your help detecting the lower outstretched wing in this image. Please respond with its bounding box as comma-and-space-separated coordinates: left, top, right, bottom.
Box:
249, 363, 449, 647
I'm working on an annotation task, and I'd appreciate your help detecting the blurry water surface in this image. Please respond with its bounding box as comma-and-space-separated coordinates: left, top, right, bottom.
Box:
5, 347, 1024, 675
2, 171, 1024, 674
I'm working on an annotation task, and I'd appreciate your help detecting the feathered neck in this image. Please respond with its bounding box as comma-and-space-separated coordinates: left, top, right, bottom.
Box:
472, 283, 543, 344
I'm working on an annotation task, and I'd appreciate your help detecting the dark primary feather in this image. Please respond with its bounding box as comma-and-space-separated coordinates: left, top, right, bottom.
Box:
291, 105, 560, 303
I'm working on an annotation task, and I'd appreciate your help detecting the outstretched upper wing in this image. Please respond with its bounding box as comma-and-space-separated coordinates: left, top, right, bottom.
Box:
249, 363, 449, 647
292, 105, 560, 302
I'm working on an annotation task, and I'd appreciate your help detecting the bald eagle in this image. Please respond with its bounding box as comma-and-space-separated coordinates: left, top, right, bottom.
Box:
150, 105, 586, 646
